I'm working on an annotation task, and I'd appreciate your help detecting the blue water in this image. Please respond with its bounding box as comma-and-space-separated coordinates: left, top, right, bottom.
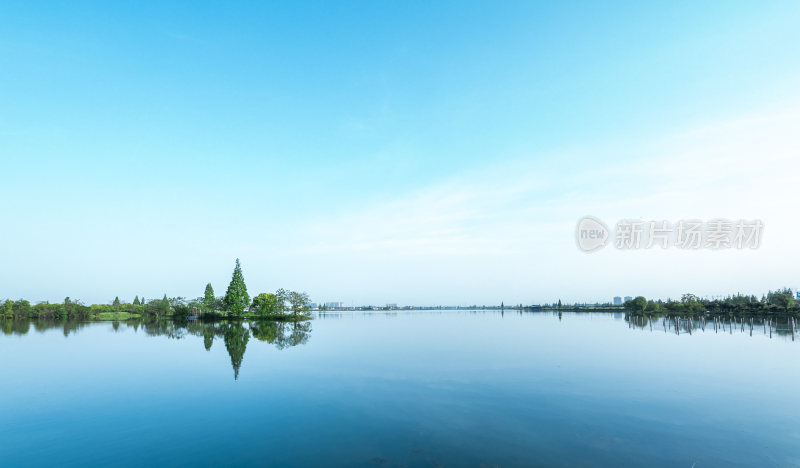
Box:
1, 311, 798, 467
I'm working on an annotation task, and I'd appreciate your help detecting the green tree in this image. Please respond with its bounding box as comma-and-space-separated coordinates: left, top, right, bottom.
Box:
680, 293, 704, 314
1, 300, 13, 318
767, 288, 796, 312
112, 296, 121, 308
224, 259, 250, 316
274, 288, 288, 313
557, 299, 562, 309
133, 296, 140, 306
251, 293, 279, 316
288, 291, 311, 317
203, 283, 216, 314
12, 300, 32, 317
146, 295, 170, 315
624, 296, 648, 314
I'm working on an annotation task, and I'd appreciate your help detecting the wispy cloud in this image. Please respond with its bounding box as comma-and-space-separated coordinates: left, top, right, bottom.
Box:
266, 104, 800, 303
299, 105, 799, 257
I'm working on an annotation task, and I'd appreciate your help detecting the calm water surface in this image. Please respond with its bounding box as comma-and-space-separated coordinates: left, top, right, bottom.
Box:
1, 311, 798, 467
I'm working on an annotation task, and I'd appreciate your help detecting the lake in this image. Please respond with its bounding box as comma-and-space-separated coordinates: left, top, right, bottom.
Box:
1, 311, 798, 467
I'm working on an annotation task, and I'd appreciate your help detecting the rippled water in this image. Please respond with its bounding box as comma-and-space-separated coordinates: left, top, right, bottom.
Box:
1, 311, 798, 467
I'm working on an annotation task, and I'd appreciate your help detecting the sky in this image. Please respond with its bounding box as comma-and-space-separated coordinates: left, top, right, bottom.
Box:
1, 1, 799, 306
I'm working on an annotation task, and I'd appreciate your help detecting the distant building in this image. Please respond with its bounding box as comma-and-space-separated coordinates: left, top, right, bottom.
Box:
386, 303, 398, 309
324, 301, 345, 309
624, 296, 632, 302
613, 296, 622, 305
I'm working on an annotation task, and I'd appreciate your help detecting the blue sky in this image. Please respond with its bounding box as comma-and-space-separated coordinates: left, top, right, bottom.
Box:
2, 1, 799, 305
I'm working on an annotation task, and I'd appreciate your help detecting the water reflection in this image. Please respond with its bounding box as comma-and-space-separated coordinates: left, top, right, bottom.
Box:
194, 320, 312, 379
625, 314, 798, 340
223, 323, 249, 380
4, 311, 796, 381
0, 317, 312, 379
1, 317, 92, 337
251, 320, 311, 349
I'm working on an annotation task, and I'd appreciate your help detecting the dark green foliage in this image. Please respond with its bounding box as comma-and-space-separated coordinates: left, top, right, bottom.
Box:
167, 297, 195, 315
133, 296, 140, 306
623, 296, 648, 314
112, 296, 121, 307
32, 302, 66, 319
284, 321, 311, 348
223, 323, 250, 380
1, 300, 13, 318
64, 298, 90, 318
288, 291, 311, 317
203, 328, 214, 351
3, 315, 311, 378
1, 318, 13, 335
274, 288, 288, 313
251, 293, 280, 316
680, 294, 704, 314
12, 299, 32, 317
624, 288, 798, 317
250, 320, 280, 343
146, 295, 171, 316
646, 300, 665, 314
767, 288, 796, 312
250, 320, 311, 350
172, 303, 190, 318
203, 283, 216, 314
224, 259, 250, 317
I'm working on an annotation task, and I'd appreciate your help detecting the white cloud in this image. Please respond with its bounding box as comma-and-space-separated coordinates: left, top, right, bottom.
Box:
279, 104, 800, 304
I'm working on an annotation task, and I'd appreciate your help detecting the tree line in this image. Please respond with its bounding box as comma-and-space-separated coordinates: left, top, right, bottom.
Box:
1, 259, 312, 321
623, 288, 797, 316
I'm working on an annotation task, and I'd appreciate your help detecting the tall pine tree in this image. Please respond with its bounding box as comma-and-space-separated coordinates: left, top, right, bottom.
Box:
133, 296, 140, 306
224, 259, 250, 317
203, 283, 215, 314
